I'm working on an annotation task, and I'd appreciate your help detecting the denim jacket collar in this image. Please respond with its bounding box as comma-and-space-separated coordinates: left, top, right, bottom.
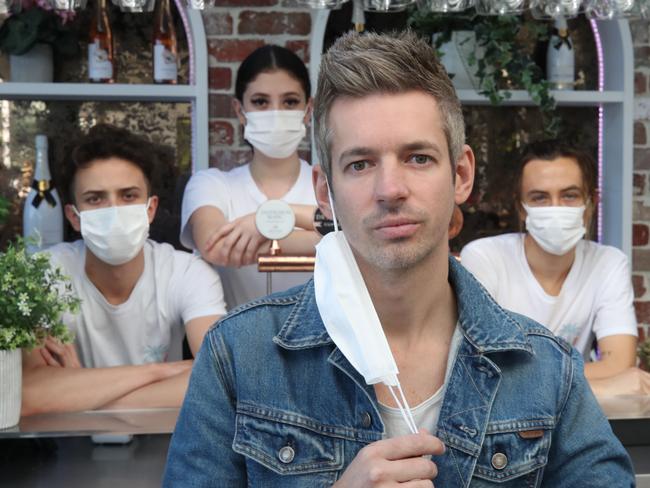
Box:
274, 256, 533, 356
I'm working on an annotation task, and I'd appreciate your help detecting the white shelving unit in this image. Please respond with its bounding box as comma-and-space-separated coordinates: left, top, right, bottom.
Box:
0, 83, 198, 101
0, 8, 209, 172
454, 89, 625, 106
309, 14, 633, 258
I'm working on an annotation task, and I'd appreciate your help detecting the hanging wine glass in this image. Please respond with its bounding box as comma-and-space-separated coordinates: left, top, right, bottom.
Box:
111, 0, 155, 11
583, 0, 635, 18
0, 0, 10, 15
363, 0, 416, 12
51, 0, 74, 10
475, 0, 527, 15
628, 0, 650, 17
419, 0, 474, 12
185, 0, 216, 9
300, 0, 349, 8
530, 0, 582, 18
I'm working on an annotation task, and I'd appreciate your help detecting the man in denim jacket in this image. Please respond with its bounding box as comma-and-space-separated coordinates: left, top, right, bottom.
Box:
164, 31, 634, 487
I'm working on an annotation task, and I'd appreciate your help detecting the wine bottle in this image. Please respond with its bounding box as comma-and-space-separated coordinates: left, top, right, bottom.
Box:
88, 0, 115, 83
546, 17, 574, 91
23, 135, 63, 254
153, 0, 178, 84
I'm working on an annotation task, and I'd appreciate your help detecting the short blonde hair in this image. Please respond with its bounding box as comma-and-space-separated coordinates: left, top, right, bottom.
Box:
314, 30, 465, 183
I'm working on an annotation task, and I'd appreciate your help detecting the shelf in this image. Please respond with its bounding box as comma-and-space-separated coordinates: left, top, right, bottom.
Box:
0, 82, 197, 102
457, 89, 625, 106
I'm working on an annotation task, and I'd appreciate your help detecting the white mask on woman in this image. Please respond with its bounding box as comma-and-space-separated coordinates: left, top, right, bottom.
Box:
523, 203, 586, 256
243, 110, 306, 159
74, 200, 151, 266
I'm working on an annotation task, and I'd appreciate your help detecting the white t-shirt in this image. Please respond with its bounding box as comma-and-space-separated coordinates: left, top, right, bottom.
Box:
378, 325, 462, 439
460, 233, 637, 355
47, 239, 227, 368
180, 159, 317, 308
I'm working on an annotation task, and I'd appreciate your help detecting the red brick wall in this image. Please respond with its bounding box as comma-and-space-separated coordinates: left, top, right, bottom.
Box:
200, 4, 311, 170
198, 11, 650, 345
632, 20, 650, 343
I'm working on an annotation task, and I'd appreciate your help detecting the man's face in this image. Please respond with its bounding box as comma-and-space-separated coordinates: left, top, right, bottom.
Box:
64, 157, 158, 232
314, 91, 474, 272
520, 156, 592, 226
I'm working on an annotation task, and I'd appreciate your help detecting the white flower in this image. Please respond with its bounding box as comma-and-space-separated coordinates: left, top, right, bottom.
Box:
38, 317, 51, 330
17, 292, 31, 317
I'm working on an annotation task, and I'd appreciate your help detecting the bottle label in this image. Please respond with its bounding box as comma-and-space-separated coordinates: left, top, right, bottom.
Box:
154, 44, 177, 82
88, 41, 113, 80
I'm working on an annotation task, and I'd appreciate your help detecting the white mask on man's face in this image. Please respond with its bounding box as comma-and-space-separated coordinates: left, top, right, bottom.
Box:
74, 200, 151, 266
523, 203, 586, 256
313, 181, 418, 434
243, 110, 306, 159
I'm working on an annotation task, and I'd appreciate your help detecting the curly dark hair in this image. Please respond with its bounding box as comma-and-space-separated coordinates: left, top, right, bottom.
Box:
62, 124, 155, 205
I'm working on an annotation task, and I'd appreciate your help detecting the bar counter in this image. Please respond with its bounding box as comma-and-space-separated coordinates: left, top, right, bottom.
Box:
599, 395, 650, 486
1, 399, 649, 487
0, 409, 177, 488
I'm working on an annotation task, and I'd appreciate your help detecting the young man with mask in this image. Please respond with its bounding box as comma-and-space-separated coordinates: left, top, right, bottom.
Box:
461, 141, 650, 396
164, 32, 633, 486
21, 126, 227, 415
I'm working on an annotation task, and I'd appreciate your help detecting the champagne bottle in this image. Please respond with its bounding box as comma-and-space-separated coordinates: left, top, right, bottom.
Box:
153, 0, 178, 84
23, 135, 63, 254
546, 17, 574, 91
88, 0, 115, 83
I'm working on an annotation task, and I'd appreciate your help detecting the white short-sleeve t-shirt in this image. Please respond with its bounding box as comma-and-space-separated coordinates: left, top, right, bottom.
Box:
459, 233, 637, 355
47, 239, 227, 368
180, 159, 317, 308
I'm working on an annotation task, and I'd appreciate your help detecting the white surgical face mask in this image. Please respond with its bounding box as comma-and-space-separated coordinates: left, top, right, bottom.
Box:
523, 203, 586, 256
74, 200, 151, 266
313, 181, 418, 434
243, 109, 306, 159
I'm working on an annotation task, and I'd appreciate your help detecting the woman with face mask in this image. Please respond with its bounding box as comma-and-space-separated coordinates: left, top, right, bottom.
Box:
460, 140, 650, 396
180, 45, 320, 309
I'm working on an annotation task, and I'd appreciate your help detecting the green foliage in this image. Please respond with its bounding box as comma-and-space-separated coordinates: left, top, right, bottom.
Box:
0, 196, 9, 226
408, 9, 561, 137
639, 338, 650, 371
0, 7, 79, 57
0, 238, 79, 350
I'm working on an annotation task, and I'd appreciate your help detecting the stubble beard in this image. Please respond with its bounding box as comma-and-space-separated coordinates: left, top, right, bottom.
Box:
357, 207, 443, 272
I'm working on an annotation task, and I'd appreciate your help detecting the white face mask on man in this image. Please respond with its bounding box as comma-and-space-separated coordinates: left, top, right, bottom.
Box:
74, 200, 151, 266
522, 203, 586, 256
313, 181, 418, 434
243, 110, 306, 159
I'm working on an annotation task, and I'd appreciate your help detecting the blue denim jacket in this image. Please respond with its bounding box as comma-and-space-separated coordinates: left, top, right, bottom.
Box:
164, 257, 634, 487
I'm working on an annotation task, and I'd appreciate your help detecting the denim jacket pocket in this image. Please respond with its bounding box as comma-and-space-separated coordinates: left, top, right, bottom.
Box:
471, 419, 553, 487
233, 409, 344, 487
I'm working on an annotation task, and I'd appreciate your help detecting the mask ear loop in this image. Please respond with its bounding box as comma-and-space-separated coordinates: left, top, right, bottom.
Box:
388, 384, 418, 434
325, 177, 339, 234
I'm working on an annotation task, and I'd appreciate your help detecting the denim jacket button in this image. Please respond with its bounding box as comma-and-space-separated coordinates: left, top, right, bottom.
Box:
361, 412, 372, 428
491, 452, 508, 470
278, 445, 295, 464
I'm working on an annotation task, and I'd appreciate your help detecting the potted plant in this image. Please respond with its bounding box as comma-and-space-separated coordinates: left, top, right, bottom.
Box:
408, 10, 561, 137
0, 237, 79, 428
0, 0, 79, 82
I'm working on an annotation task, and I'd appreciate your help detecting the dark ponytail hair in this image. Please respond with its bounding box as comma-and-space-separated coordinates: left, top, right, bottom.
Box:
235, 45, 311, 101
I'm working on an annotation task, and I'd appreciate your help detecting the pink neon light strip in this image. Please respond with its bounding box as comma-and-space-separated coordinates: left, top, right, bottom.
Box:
174, 0, 194, 85
589, 18, 604, 243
